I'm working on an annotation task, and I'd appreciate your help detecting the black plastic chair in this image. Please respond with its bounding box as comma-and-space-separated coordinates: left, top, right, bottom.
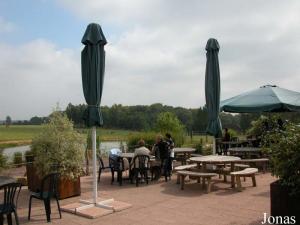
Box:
131, 155, 150, 187
109, 155, 126, 186
0, 182, 21, 225
98, 156, 111, 183
28, 173, 61, 222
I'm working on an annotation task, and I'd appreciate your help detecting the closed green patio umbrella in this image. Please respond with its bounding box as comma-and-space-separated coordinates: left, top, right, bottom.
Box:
81, 23, 107, 204
220, 85, 300, 113
205, 38, 222, 154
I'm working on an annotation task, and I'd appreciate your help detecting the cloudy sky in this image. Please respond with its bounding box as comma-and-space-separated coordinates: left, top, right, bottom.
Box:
1, 0, 300, 120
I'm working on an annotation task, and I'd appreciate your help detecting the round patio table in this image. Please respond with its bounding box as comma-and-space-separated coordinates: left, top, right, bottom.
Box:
0, 176, 16, 186
173, 148, 196, 165
189, 155, 241, 187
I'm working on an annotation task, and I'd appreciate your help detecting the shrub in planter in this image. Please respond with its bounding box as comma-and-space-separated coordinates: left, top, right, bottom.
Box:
29, 112, 85, 198
262, 122, 300, 216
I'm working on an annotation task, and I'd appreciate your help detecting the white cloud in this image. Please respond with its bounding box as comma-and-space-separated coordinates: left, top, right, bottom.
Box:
3, 1, 300, 119
58, 0, 300, 104
0, 40, 83, 120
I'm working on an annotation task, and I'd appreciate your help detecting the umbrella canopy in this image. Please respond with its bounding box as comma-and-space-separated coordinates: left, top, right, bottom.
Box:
220, 85, 300, 113
81, 23, 106, 205
205, 38, 222, 138
81, 23, 107, 127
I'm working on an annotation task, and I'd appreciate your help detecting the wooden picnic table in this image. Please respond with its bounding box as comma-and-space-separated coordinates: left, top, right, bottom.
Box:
0, 176, 16, 186
228, 147, 262, 158
189, 155, 241, 188
173, 148, 196, 165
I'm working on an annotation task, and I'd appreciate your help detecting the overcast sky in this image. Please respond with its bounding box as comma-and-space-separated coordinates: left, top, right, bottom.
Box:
1, 0, 300, 120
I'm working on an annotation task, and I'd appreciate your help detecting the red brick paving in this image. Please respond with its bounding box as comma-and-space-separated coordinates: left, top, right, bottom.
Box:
1, 171, 275, 225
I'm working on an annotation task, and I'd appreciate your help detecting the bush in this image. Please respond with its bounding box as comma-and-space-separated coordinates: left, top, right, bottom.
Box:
202, 144, 213, 155
262, 122, 300, 196
13, 152, 23, 166
155, 112, 185, 147
0, 150, 7, 171
228, 129, 238, 139
127, 132, 157, 152
247, 115, 280, 138
194, 139, 203, 154
31, 112, 85, 180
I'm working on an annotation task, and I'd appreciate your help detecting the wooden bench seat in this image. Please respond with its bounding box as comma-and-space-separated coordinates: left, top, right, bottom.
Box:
174, 164, 197, 184
174, 164, 197, 171
177, 171, 217, 193
219, 163, 251, 182
240, 158, 269, 173
234, 163, 250, 169
230, 168, 258, 191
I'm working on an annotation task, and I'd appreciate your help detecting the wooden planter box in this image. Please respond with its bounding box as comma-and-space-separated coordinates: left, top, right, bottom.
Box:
270, 180, 300, 217
26, 157, 81, 199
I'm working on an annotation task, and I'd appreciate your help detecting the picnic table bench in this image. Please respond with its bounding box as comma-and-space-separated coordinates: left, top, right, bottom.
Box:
177, 171, 217, 193
174, 164, 197, 184
240, 158, 269, 173
230, 168, 258, 191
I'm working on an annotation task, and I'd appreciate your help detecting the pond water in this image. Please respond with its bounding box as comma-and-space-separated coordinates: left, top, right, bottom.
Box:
2, 141, 126, 162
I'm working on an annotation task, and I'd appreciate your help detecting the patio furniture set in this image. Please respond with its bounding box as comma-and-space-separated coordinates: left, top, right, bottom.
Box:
97, 152, 172, 187
174, 155, 265, 193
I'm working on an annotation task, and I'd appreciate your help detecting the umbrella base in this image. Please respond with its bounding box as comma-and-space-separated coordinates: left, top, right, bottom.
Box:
61, 198, 132, 219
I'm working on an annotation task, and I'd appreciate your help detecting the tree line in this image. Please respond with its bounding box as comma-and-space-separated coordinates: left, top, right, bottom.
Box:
64, 103, 255, 133
6, 103, 300, 133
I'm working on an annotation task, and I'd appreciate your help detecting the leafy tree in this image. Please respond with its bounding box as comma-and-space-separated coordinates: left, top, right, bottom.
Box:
30, 116, 48, 125
155, 112, 185, 146
5, 116, 12, 128
239, 113, 260, 133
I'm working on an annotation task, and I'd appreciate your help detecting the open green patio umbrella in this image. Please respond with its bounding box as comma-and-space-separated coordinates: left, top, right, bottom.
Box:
81, 23, 107, 204
205, 39, 222, 147
220, 85, 300, 113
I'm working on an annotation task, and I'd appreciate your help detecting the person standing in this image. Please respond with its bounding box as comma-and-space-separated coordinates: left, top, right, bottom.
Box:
165, 133, 175, 171
151, 135, 170, 180
222, 128, 230, 155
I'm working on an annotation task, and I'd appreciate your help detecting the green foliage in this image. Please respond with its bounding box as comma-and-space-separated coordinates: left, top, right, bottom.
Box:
13, 152, 23, 166
0, 150, 7, 171
262, 122, 300, 196
238, 113, 261, 133
5, 116, 12, 127
29, 116, 48, 125
31, 112, 85, 180
227, 128, 238, 139
247, 115, 280, 137
194, 139, 203, 154
202, 144, 213, 155
127, 132, 157, 152
155, 112, 185, 146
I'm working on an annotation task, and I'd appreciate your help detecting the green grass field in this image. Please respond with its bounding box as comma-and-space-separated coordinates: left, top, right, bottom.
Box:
0, 125, 212, 148
0, 125, 44, 142
0, 125, 140, 148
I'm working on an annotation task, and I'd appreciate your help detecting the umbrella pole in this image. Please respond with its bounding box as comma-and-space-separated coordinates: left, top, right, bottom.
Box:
92, 126, 97, 204
212, 137, 216, 155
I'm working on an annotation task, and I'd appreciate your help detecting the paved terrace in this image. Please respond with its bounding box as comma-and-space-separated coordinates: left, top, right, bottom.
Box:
1, 169, 275, 225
